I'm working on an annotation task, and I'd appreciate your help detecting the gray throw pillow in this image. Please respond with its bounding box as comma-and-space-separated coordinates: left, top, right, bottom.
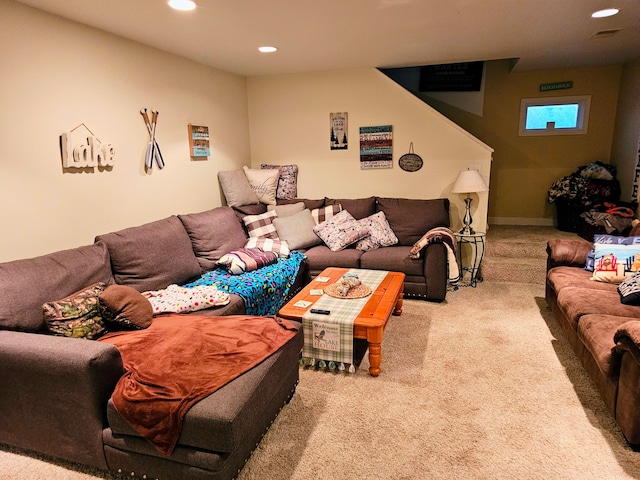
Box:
272, 209, 321, 250
267, 202, 305, 218
218, 170, 259, 207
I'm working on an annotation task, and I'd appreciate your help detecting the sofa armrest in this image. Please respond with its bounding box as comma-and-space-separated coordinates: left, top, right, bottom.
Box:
0, 330, 124, 469
423, 242, 448, 301
615, 321, 640, 366
546, 238, 593, 269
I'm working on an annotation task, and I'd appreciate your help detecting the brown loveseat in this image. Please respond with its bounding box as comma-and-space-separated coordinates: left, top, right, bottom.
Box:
0, 206, 305, 480
546, 226, 640, 449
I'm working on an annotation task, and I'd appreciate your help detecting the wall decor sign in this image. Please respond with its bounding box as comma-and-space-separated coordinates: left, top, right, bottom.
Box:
540, 81, 573, 92
398, 142, 423, 172
60, 123, 114, 169
359, 125, 393, 169
330, 112, 348, 150
188, 124, 210, 157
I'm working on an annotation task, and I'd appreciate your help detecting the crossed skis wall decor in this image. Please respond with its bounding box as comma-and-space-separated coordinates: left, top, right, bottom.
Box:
140, 108, 165, 170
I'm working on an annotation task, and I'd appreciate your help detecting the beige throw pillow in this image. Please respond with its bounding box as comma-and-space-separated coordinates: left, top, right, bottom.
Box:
243, 166, 279, 205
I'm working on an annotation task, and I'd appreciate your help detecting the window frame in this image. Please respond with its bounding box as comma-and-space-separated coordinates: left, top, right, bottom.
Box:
518, 95, 591, 137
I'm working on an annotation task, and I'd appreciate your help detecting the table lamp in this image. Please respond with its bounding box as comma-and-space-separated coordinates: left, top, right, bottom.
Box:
451, 169, 489, 235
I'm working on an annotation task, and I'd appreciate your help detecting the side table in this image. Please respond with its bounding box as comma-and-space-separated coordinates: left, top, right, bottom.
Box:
454, 232, 486, 287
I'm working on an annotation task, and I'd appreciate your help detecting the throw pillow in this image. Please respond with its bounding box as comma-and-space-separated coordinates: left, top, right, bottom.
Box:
245, 237, 291, 258
43, 283, 107, 339
243, 166, 279, 205
261, 164, 298, 200
585, 235, 640, 272
311, 204, 342, 225
313, 210, 370, 252
618, 272, 640, 305
355, 211, 399, 251
591, 243, 640, 283
217, 170, 259, 207
272, 209, 321, 250
242, 209, 279, 239
99, 284, 153, 330
267, 201, 305, 218
216, 248, 278, 274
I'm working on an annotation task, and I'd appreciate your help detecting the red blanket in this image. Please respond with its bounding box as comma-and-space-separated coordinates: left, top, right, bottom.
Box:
98, 314, 299, 455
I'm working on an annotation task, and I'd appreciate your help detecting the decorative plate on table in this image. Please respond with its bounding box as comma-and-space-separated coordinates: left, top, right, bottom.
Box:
324, 283, 372, 299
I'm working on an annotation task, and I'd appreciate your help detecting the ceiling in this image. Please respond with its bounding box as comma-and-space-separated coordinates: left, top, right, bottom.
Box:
15, 0, 640, 77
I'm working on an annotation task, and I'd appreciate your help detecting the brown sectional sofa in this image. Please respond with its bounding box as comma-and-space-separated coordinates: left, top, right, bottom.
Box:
0, 195, 451, 479
546, 230, 640, 449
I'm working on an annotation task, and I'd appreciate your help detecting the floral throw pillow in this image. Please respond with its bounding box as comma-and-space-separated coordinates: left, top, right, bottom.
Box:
43, 283, 107, 339
355, 211, 399, 251
261, 164, 298, 200
313, 210, 370, 252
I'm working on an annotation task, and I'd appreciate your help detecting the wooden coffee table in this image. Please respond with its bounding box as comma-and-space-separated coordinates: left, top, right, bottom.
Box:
279, 267, 405, 376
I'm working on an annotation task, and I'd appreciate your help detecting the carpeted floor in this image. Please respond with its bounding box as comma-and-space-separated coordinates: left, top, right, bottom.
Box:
2, 229, 640, 479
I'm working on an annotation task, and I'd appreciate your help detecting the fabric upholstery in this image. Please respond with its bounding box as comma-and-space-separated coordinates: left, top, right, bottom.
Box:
375, 197, 450, 246
99, 285, 153, 329
267, 201, 305, 217
325, 197, 376, 220
277, 198, 325, 211
178, 206, 248, 273
0, 242, 114, 332
95, 216, 201, 293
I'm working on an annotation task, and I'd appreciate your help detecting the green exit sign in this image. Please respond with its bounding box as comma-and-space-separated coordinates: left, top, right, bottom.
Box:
540, 81, 573, 92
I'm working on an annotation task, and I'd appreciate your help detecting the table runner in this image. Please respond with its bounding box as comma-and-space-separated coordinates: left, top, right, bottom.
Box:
301, 269, 387, 372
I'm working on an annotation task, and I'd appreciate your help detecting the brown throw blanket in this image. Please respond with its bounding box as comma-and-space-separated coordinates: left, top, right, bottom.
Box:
98, 314, 299, 455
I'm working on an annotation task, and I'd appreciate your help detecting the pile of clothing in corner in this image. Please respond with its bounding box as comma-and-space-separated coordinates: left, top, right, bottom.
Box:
548, 161, 636, 234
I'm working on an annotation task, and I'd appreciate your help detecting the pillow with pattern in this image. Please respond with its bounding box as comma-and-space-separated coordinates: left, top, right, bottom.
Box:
243, 166, 279, 205
43, 283, 107, 339
313, 210, 370, 252
311, 204, 342, 225
586, 235, 640, 271
355, 211, 399, 251
245, 236, 290, 258
618, 272, 640, 305
242, 210, 279, 239
591, 243, 640, 283
261, 164, 298, 200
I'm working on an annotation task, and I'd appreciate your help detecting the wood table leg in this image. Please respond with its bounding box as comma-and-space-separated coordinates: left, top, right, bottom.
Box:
368, 342, 381, 377
393, 292, 403, 316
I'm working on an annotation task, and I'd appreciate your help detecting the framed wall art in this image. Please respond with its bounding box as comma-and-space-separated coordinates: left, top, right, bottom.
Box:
188, 124, 210, 157
330, 112, 348, 150
359, 125, 392, 169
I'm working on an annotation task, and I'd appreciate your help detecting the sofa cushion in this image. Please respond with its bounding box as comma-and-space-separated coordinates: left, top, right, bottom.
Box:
547, 266, 615, 293
313, 210, 369, 252
277, 198, 325, 211
217, 170, 259, 207
577, 314, 629, 377
376, 197, 450, 246
43, 282, 108, 339
360, 245, 424, 276
178, 206, 248, 273
272, 209, 321, 250
325, 197, 376, 220
243, 166, 279, 205
355, 211, 398, 251
302, 245, 364, 272
261, 164, 298, 200
242, 210, 279, 239
99, 285, 153, 330
0, 242, 114, 332
95, 216, 201, 293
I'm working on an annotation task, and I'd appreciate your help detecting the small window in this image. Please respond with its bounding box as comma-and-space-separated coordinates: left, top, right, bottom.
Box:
519, 95, 591, 136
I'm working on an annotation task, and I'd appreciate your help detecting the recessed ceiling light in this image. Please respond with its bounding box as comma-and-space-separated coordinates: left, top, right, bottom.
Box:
591, 8, 620, 18
168, 0, 196, 11
258, 46, 278, 53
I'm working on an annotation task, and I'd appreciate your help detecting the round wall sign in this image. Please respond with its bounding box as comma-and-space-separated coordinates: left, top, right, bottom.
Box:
398, 143, 423, 172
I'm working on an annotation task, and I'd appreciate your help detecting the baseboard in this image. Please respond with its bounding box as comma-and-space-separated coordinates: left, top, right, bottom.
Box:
488, 217, 555, 226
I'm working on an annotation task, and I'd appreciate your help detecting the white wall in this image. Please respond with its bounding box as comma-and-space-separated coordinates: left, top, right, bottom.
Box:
247, 68, 493, 232
0, 0, 250, 262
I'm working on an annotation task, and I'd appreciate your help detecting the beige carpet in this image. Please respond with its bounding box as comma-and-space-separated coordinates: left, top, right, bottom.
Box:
3, 281, 640, 479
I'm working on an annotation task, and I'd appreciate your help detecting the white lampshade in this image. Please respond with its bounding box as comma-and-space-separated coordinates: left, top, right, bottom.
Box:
451, 169, 488, 194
